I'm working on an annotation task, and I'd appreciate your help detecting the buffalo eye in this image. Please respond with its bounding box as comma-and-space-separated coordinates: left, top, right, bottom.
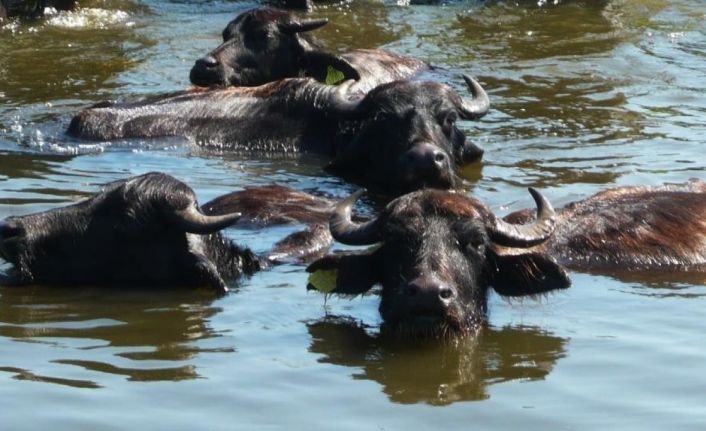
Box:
441, 111, 458, 135
373, 111, 398, 122
454, 225, 487, 255
462, 237, 485, 255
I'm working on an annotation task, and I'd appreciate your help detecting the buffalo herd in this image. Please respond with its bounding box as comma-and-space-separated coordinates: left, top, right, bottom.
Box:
2, 4, 705, 338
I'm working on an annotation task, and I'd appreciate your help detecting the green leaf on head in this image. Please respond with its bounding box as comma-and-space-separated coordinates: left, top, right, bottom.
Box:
325, 65, 346, 85
307, 269, 338, 293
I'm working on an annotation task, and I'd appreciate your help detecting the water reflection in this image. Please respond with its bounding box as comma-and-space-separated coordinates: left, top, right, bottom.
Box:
0, 5, 151, 107
0, 151, 75, 181
587, 267, 706, 292
307, 1, 407, 50
445, 0, 684, 191
0, 285, 232, 386
307, 317, 567, 405
455, 0, 615, 61
454, 0, 646, 137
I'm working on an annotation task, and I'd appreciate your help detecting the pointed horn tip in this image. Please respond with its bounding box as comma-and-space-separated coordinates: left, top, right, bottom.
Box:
201, 208, 242, 222
283, 17, 328, 33
527, 187, 555, 215
329, 189, 381, 246
461, 74, 479, 90
462, 74, 476, 85
174, 207, 242, 234
458, 74, 490, 119
222, 211, 243, 222
347, 188, 367, 202
334, 189, 366, 215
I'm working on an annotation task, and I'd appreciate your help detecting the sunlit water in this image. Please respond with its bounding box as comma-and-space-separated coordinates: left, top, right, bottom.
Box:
1, 0, 705, 429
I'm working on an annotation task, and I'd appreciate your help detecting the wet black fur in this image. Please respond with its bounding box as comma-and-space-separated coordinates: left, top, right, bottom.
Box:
308, 190, 569, 335
0, 173, 261, 293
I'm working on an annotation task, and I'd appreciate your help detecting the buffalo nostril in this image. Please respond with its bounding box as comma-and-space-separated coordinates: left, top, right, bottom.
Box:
439, 286, 455, 301
197, 55, 219, 68
406, 143, 446, 171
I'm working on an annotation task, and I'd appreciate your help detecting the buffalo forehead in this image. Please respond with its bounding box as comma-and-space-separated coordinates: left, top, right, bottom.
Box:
422, 191, 489, 219
385, 191, 489, 230
376, 82, 452, 110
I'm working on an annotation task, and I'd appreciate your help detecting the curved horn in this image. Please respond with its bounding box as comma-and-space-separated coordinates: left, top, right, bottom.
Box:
329, 189, 381, 246
319, 79, 367, 118
279, 18, 328, 35
458, 74, 490, 120
488, 188, 556, 248
173, 205, 242, 234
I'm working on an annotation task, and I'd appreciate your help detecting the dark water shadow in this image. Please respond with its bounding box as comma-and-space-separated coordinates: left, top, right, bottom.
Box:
307, 316, 568, 405
579, 266, 706, 296
0, 365, 102, 388
0, 285, 231, 386
0, 150, 75, 180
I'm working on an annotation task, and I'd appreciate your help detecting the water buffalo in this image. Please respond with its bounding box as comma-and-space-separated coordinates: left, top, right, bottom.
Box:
0, 172, 258, 294
0, 176, 353, 292
307, 180, 706, 336
501, 180, 706, 271
67, 76, 490, 194
189, 7, 428, 93
0, 0, 75, 19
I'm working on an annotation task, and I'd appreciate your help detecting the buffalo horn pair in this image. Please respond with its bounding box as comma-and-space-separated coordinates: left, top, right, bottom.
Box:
330, 188, 556, 248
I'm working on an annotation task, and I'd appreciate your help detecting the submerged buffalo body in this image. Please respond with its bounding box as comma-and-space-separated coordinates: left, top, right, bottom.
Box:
189, 7, 428, 93
308, 180, 706, 336
0, 173, 260, 293
69, 7, 488, 194
502, 180, 706, 271
68, 76, 490, 193
0, 177, 351, 292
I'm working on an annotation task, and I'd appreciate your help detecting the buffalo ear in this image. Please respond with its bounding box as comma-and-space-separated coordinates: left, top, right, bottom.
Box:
487, 249, 571, 297
301, 51, 362, 83
306, 251, 379, 295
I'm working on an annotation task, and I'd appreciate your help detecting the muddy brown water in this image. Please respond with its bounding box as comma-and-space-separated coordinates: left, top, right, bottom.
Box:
1, 0, 705, 429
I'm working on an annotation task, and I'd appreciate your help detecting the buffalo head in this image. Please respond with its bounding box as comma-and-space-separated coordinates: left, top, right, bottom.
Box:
307, 188, 570, 337
0, 172, 258, 293
325, 75, 490, 193
190, 7, 360, 87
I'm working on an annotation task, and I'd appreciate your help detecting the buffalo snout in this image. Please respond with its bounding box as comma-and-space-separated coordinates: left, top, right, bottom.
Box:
403, 275, 457, 317
380, 273, 463, 336
399, 142, 454, 190
190, 53, 229, 87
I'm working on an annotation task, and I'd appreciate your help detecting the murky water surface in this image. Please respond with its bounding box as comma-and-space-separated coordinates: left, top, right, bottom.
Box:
1, 0, 705, 429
